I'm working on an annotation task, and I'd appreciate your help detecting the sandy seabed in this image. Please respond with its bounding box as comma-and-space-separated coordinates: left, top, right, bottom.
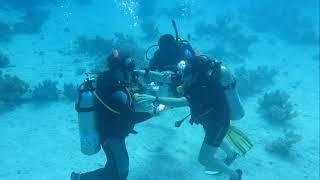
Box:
0, 1, 319, 180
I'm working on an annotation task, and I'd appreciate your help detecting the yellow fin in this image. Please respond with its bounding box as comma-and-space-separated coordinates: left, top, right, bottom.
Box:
226, 126, 253, 155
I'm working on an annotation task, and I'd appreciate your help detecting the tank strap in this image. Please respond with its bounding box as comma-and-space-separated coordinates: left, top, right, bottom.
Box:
93, 91, 120, 114
125, 87, 133, 107
75, 105, 96, 113
75, 90, 96, 113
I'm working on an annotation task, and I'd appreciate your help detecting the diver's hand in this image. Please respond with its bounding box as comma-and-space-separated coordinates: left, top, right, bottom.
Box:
133, 94, 156, 113
154, 104, 166, 114
134, 70, 173, 83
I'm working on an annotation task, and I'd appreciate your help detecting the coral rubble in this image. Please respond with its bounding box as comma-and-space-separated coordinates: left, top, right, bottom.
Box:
31, 80, 59, 102
265, 131, 302, 157
0, 71, 29, 112
258, 90, 297, 123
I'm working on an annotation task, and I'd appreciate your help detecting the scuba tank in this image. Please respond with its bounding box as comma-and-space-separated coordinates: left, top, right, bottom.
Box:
75, 77, 101, 155
199, 57, 245, 120
220, 66, 245, 120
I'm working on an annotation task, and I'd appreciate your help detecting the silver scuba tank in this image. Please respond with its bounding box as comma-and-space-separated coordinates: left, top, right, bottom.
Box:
75, 77, 101, 155
220, 66, 245, 120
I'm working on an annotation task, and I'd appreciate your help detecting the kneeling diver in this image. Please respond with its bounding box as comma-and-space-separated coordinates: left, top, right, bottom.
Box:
72, 50, 161, 180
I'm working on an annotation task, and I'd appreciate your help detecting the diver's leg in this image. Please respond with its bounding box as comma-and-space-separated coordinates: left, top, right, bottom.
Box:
79, 138, 129, 180
198, 142, 234, 173
220, 140, 233, 155
75, 143, 112, 180
105, 138, 129, 180
199, 121, 241, 179
198, 142, 241, 179
220, 141, 239, 166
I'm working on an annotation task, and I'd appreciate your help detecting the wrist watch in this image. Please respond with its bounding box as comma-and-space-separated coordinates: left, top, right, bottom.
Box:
152, 96, 160, 114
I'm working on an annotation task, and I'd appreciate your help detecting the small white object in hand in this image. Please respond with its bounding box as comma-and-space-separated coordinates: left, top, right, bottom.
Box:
157, 104, 165, 111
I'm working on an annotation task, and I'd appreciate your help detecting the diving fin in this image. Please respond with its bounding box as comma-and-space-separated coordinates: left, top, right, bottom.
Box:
226, 126, 253, 155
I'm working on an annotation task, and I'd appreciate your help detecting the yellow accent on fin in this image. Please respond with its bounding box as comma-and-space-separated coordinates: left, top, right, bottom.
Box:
226, 126, 253, 155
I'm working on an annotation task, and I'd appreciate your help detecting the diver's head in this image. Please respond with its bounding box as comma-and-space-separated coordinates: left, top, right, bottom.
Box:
158, 34, 177, 54
189, 55, 211, 72
181, 55, 212, 84
107, 49, 135, 71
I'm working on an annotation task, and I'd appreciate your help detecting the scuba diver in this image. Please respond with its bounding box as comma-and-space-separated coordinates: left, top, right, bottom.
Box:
148, 33, 194, 72
72, 50, 162, 180
144, 20, 195, 97
134, 55, 252, 180
147, 20, 195, 72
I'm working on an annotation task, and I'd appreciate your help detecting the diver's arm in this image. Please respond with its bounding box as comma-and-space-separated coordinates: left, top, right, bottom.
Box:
158, 96, 188, 108
134, 94, 188, 109
111, 91, 153, 123
148, 50, 160, 71
126, 111, 152, 123
134, 69, 173, 84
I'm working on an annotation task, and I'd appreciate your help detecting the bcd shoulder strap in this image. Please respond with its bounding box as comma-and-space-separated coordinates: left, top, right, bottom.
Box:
94, 87, 133, 115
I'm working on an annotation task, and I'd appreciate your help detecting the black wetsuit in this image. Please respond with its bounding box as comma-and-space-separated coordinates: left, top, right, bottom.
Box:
148, 42, 194, 72
80, 71, 152, 180
148, 42, 195, 96
184, 62, 230, 147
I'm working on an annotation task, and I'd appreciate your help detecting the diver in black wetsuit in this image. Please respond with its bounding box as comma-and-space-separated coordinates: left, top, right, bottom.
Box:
142, 21, 196, 97
71, 50, 154, 180
181, 56, 243, 180
145, 33, 194, 97
148, 33, 195, 72
135, 55, 244, 180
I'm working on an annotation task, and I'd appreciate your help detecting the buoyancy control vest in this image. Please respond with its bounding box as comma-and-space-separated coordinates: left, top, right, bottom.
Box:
75, 70, 140, 155
94, 70, 137, 139
183, 60, 244, 124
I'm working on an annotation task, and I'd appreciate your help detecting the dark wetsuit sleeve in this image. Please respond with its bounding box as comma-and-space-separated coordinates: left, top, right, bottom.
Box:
188, 44, 196, 56
179, 43, 195, 60
148, 50, 160, 71
111, 91, 152, 123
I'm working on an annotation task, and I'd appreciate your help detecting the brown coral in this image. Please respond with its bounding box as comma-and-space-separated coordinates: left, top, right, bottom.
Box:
258, 90, 297, 123
265, 131, 302, 156
0, 72, 29, 112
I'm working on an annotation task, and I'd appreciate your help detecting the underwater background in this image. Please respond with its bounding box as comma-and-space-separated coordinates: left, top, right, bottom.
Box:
0, 0, 319, 179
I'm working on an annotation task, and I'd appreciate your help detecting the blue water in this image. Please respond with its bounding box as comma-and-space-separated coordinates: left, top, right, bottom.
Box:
0, 0, 319, 179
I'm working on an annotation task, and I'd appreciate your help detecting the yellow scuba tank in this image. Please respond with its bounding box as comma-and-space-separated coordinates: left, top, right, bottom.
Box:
220, 66, 245, 120
75, 77, 101, 155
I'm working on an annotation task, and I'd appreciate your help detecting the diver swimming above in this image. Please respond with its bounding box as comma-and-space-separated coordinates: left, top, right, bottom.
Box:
135, 55, 251, 180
